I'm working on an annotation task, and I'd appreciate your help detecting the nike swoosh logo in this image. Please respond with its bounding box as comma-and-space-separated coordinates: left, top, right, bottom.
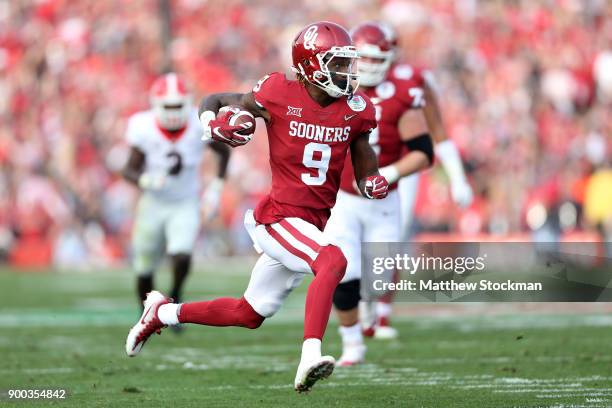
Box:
213, 127, 232, 142
141, 305, 153, 324
344, 114, 357, 121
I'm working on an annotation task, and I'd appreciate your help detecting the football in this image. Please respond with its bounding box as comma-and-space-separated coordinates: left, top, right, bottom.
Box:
218, 105, 256, 136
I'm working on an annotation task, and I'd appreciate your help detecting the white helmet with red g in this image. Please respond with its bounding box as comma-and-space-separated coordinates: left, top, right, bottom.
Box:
149, 72, 192, 130
351, 22, 397, 87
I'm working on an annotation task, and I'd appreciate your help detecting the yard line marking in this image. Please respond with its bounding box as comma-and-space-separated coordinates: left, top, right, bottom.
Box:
0, 367, 74, 374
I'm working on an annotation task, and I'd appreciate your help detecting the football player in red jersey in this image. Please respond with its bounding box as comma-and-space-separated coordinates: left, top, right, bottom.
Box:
325, 22, 436, 365
369, 22, 474, 340
380, 24, 473, 234
125, 21, 388, 392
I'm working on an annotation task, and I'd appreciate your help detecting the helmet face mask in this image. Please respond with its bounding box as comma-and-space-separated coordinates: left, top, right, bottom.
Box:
356, 46, 395, 87
150, 73, 192, 131
151, 98, 192, 130
313, 48, 360, 97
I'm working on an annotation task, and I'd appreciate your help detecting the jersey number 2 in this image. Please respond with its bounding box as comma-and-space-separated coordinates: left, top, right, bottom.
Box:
301, 143, 331, 186
167, 151, 183, 176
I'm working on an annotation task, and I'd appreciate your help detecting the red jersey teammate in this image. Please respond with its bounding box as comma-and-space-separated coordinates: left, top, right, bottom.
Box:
325, 22, 435, 366
365, 22, 473, 342
125, 21, 388, 392
388, 30, 473, 236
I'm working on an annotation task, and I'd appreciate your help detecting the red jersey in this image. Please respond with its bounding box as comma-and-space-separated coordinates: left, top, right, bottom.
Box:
339, 63, 428, 195
252, 72, 377, 230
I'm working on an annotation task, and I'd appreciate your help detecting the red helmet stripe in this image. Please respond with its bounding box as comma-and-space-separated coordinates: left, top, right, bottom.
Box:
151, 76, 167, 97
150, 73, 188, 98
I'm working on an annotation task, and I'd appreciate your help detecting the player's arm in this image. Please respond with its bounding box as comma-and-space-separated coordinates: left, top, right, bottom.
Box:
122, 147, 166, 190
421, 80, 448, 144
421, 78, 473, 207
122, 147, 145, 186
351, 132, 389, 199
198, 92, 270, 122
198, 92, 269, 147
378, 110, 434, 184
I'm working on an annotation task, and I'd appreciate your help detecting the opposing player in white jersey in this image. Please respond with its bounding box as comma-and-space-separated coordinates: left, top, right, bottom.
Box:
122, 72, 229, 313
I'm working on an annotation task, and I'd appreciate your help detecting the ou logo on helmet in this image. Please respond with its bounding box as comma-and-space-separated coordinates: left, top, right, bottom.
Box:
303, 26, 318, 50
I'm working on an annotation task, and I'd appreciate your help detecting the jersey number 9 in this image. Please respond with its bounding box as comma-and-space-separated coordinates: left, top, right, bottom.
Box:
301, 142, 331, 186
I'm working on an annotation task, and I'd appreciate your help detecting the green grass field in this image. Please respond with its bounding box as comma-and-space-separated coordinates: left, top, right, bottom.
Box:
2, 262, 612, 407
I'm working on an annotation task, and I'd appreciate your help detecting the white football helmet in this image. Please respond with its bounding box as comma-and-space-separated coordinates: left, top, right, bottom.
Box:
149, 72, 192, 130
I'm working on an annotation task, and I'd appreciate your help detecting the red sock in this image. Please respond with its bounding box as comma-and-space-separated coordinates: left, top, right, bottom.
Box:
303, 246, 347, 340
178, 297, 264, 329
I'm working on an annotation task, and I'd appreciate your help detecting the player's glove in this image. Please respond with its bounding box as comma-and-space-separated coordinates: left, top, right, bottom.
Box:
362, 175, 389, 199
450, 180, 474, 208
200, 111, 216, 141
138, 172, 166, 190
435, 140, 473, 208
200, 109, 252, 148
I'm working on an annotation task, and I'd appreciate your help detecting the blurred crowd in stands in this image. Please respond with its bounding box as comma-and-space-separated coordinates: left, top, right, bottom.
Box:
1, 0, 611, 268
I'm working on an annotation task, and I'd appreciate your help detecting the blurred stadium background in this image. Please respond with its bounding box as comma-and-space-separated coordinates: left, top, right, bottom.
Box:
1, 0, 611, 270
2, 1, 612, 406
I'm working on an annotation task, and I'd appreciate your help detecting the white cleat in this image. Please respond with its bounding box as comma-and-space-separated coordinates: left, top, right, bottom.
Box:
125, 291, 170, 357
373, 325, 398, 340
337, 344, 366, 367
294, 355, 335, 393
